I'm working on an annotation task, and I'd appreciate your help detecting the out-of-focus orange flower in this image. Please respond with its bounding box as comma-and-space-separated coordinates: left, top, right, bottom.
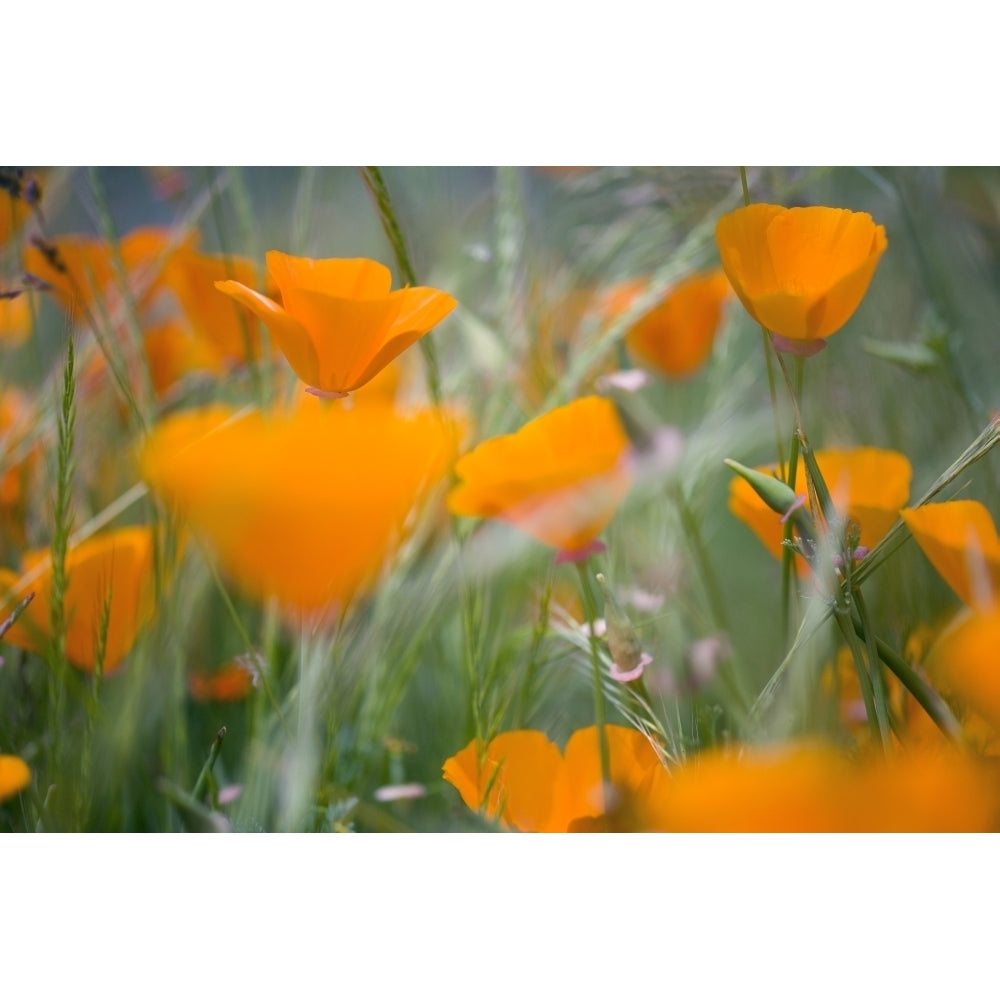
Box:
821, 647, 906, 738
0, 754, 31, 803
0, 388, 40, 551
613, 270, 731, 379
188, 657, 258, 702
925, 609, 1000, 743
140, 401, 459, 616
0, 292, 32, 346
901, 501, 1000, 612
161, 248, 272, 365
0, 388, 38, 509
0, 170, 40, 248
729, 447, 911, 572
443, 725, 665, 832
448, 396, 632, 562
215, 251, 456, 397
0, 526, 156, 673
22, 227, 189, 318
142, 321, 228, 397
654, 743, 1000, 832
715, 204, 887, 350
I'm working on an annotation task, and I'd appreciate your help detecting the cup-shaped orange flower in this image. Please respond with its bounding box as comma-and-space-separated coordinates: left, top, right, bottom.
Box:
215, 251, 457, 397
901, 501, 1000, 612
0, 526, 156, 673
621, 270, 731, 379
0, 754, 31, 803
715, 204, 887, 350
140, 401, 458, 616
729, 447, 911, 572
443, 725, 666, 832
447, 396, 632, 562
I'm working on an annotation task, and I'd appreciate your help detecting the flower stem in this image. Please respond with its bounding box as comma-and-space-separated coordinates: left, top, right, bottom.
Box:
360, 167, 443, 407
575, 560, 611, 803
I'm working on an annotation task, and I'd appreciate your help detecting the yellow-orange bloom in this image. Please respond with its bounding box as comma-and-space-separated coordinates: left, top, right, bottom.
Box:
447, 396, 632, 560
0, 754, 31, 803
0, 526, 156, 673
729, 447, 911, 572
140, 401, 458, 616
443, 725, 665, 832
619, 270, 731, 379
215, 251, 457, 397
654, 743, 1000, 832
901, 501, 1000, 612
715, 204, 887, 346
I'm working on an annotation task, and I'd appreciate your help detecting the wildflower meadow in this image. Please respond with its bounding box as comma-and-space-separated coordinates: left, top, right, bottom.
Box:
4, 164, 1000, 842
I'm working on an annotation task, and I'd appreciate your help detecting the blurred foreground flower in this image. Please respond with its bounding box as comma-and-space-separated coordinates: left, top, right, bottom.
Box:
0, 526, 155, 673
657, 743, 1000, 832
141, 401, 459, 617
0, 754, 31, 803
729, 447, 911, 571
448, 396, 632, 562
443, 725, 665, 832
901, 501, 1000, 612
715, 204, 887, 353
611, 270, 731, 379
216, 252, 456, 397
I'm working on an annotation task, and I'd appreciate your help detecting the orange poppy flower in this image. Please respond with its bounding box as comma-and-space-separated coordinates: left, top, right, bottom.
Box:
900, 501, 1000, 612
729, 447, 911, 572
215, 251, 457, 397
140, 401, 459, 616
620, 270, 731, 379
0, 754, 31, 803
442, 725, 666, 832
0, 292, 32, 347
447, 396, 633, 562
654, 743, 1000, 832
22, 227, 190, 317
0, 525, 156, 673
715, 204, 888, 350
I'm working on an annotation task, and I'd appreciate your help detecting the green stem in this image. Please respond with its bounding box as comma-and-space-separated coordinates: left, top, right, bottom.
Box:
850, 618, 964, 744
575, 560, 611, 802
192, 726, 227, 801
359, 166, 443, 406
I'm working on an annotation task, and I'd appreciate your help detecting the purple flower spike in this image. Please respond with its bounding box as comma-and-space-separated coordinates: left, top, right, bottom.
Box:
610, 652, 652, 683
771, 334, 827, 357
555, 540, 607, 564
